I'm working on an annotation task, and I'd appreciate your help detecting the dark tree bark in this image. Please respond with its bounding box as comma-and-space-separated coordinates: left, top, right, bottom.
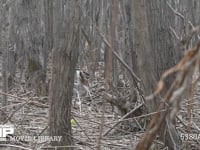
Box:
49, 0, 80, 148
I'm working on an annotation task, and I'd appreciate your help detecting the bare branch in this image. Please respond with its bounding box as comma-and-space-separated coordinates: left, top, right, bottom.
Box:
170, 26, 180, 40
96, 27, 141, 83
167, 1, 185, 21
103, 103, 144, 136
136, 41, 200, 150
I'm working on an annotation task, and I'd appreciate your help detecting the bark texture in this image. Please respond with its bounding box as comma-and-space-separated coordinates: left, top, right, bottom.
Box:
49, 0, 80, 148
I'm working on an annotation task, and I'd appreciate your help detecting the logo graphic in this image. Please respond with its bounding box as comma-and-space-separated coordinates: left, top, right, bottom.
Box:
0, 124, 14, 141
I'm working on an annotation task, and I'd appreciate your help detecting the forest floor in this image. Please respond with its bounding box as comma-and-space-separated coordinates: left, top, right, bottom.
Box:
0, 78, 139, 150
0, 59, 140, 150
1, 57, 200, 149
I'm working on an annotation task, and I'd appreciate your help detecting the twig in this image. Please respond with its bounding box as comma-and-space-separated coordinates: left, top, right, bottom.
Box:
4, 101, 28, 123
71, 115, 92, 142
96, 27, 145, 103
65, 132, 95, 150
38, 125, 48, 136
0, 144, 31, 150
0, 91, 48, 108
73, 113, 133, 135
167, 1, 185, 20
104, 108, 168, 125
192, 122, 200, 132
176, 115, 188, 128
103, 103, 143, 136
170, 26, 180, 40
96, 27, 140, 82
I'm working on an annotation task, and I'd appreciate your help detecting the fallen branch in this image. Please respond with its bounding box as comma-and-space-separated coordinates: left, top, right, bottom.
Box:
103, 103, 144, 136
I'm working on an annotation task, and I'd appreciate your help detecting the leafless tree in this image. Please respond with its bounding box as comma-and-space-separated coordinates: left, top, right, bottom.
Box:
49, 0, 81, 148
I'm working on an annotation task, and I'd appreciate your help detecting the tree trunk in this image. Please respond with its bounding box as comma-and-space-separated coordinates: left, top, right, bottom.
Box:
131, 0, 154, 97
0, 0, 10, 122
49, 0, 80, 148
132, 0, 182, 149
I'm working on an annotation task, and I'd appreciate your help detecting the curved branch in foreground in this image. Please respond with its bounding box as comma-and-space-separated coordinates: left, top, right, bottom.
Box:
136, 41, 200, 150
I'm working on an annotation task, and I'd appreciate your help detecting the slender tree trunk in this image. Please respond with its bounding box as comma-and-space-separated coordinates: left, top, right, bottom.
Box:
0, 0, 10, 122
131, 0, 155, 97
